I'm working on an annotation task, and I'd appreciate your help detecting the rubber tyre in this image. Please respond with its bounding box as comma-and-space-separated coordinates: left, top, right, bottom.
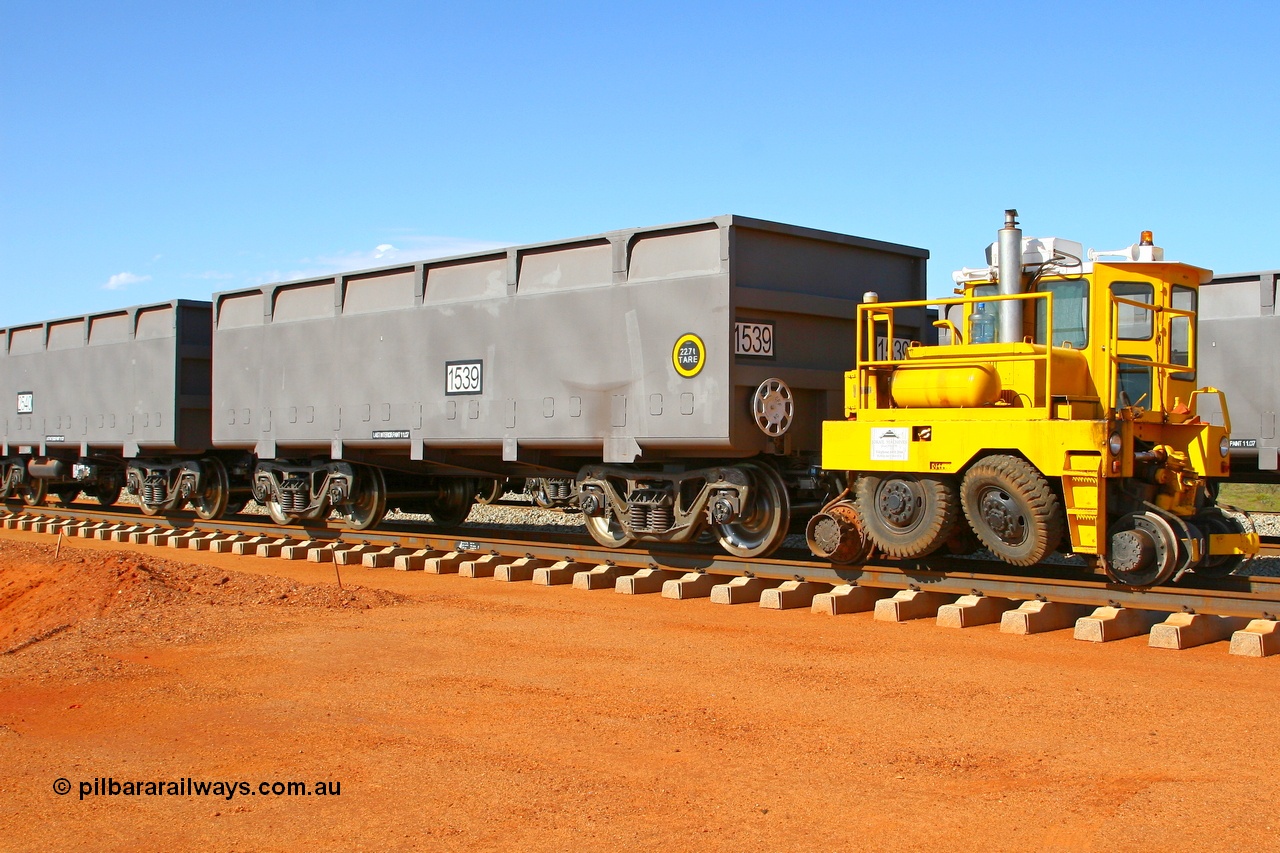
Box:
961, 455, 1064, 567
854, 473, 959, 559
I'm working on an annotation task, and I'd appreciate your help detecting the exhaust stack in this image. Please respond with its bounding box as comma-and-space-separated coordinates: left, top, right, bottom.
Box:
997, 209, 1023, 343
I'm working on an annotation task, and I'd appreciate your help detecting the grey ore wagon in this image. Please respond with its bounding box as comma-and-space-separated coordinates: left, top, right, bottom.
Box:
211, 215, 929, 556
1198, 269, 1279, 480
0, 300, 228, 516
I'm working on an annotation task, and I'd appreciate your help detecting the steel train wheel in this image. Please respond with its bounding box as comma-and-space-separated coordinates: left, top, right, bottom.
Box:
854, 473, 958, 559
422, 478, 475, 526
191, 458, 230, 521
960, 455, 1063, 566
50, 484, 81, 505
583, 510, 636, 549
265, 498, 292, 526
530, 479, 556, 509
89, 483, 121, 507
18, 477, 47, 507
345, 465, 387, 530
1105, 510, 1178, 586
475, 478, 505, 505
714, 462, 792, 559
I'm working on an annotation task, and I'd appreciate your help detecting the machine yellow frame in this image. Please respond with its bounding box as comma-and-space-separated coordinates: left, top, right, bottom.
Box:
822, 255, 1256, 573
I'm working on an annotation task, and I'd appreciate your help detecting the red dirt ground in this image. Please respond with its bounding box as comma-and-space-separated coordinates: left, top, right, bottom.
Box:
0, 528, 1277, 852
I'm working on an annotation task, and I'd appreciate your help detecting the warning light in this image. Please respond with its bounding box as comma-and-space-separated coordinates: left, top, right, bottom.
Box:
1140, 231, 1154, 246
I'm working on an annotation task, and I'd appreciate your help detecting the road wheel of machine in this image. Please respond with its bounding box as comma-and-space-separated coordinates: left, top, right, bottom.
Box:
1190, 511, 1246, 578
961, 455, 1063, 566
191, 458, 230, 521
715, 462, 792, 559
49, 485, 81, 505
583, 510, 636, 549
423, 479, 475, 527
346, 465, 387, 530
1105, 510, 1179, 586
855, 473, 958, 559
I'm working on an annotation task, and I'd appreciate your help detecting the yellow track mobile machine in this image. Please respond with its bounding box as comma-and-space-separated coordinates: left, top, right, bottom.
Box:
811, 211, 1258, 587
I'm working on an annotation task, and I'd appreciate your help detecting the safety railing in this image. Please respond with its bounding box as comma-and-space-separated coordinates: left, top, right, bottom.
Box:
1107, 292, 1198, 417
855, 291, 1058, 415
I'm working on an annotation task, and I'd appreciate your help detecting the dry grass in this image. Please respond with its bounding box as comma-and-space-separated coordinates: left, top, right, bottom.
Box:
1218, 482, 1280, 512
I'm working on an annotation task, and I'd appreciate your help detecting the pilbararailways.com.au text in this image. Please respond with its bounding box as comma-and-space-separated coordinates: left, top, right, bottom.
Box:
55, 777, 341, 801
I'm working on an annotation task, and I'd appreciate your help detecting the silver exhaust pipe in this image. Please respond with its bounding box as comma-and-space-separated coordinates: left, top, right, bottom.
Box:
997, 209, 1023, 343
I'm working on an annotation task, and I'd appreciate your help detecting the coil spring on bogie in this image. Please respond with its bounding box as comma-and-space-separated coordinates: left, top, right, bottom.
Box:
142, 474, 169, 506
277, 478, 311, 513
545, 479, 573, 501
626, 489, 674, 533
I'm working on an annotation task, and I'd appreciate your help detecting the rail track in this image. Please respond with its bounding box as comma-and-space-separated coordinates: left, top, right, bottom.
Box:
3, 503, 1279, 658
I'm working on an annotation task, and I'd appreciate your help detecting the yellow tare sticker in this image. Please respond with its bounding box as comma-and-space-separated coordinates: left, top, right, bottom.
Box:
673, 333, 705, 377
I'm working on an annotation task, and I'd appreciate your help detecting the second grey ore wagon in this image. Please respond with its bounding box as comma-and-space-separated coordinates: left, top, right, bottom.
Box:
213, 215, 928, 557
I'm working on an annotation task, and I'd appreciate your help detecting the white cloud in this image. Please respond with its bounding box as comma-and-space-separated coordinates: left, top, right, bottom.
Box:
242, 235, 513, 288
103, 271, 151, 291
305, 235, 511, 276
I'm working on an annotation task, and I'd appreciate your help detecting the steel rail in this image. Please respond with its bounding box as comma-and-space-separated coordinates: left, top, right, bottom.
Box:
5, 503, 1279, 621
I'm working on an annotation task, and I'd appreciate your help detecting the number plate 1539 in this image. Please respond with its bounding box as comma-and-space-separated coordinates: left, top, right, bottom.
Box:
734, 321, 774, 357
445, 360, 483, 395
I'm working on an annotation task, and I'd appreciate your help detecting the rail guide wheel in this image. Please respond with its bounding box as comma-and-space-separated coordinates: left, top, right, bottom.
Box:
854, 472, 959, 559
806, 501, 874, 564
1188, 511, 1247, 578
960, 455, 1064, 567
1105, 510, 1179, 587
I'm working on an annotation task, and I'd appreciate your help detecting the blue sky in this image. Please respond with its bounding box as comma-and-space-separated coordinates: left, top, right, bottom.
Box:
2, 1, 1278, 327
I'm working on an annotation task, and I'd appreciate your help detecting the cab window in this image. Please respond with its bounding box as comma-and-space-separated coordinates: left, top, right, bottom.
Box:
1117, 355, 1153, 409
965, 284, 998, 344
1171, 285, 1195, 380
1033, 279, 1089, 348
1111, 281, 1153, 339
